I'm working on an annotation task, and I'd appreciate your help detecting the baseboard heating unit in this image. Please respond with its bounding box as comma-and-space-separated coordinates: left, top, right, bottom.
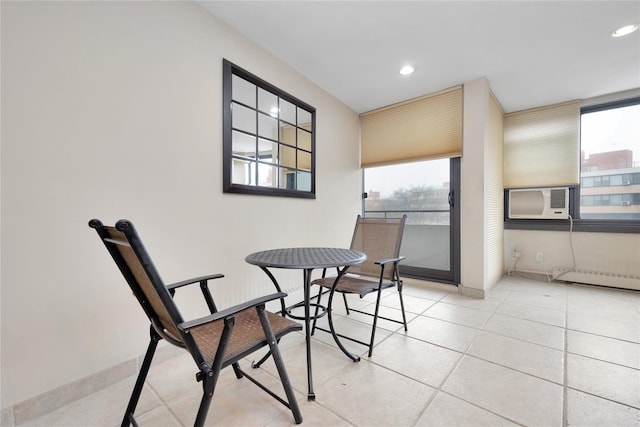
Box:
552, 268, 640, 290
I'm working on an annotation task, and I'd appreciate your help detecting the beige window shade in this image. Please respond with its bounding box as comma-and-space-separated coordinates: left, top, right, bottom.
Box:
504, 100, 580, 188
360, 86, 463, 167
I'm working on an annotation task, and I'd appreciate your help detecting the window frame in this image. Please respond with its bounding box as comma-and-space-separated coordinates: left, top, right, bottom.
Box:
222, 59, 316, 199
505, 96, 640, 234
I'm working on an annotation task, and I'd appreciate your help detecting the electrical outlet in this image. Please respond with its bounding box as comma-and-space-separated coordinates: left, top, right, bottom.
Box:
512, 248, 520, 259
536, 252, 544, 262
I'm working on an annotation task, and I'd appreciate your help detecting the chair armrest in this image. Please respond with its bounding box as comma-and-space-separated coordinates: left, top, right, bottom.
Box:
374, 256, 405, 265
178, 292, 288, 331
166, 274, 224, 290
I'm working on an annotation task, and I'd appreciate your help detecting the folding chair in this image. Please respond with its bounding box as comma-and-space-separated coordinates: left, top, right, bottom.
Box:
311, 215, 407, 357
89, 219, 302, 426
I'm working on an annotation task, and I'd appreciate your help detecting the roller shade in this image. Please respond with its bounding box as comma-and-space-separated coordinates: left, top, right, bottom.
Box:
504, 100, 580, 187
360, 86, 463, 167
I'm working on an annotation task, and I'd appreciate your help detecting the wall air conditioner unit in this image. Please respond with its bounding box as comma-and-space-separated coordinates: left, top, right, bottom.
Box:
508, 187, 569, 219
621, 200, 631, 206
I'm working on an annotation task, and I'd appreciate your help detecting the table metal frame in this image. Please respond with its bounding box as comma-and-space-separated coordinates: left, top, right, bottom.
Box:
245, 247, 366, 400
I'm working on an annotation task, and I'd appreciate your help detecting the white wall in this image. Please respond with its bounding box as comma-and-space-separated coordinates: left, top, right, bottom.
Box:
460, 77, 505, 296
505, 229, 640, 280
1, 1, 361, 407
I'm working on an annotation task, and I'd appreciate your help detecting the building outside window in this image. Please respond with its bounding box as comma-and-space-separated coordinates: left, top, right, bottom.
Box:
580, 99, 640, 220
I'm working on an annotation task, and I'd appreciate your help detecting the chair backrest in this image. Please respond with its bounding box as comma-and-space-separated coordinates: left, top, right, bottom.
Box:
347, 215, 406, 281
89, 219, 186, 345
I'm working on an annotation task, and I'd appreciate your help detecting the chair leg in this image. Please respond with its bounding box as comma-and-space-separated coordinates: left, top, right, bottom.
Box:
232, 362, 243, 379
397, 279, 408, 331
257, 306, 303, 424
121, 329, 160, 427
194, 384, 214, 427
367, 288, 384, 358
342, 292, 350, 315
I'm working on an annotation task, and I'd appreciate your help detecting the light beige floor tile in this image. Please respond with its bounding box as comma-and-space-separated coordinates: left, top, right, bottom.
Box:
442, 356, 563, 427
566, 388, 640, 427
568, 311, 640, 343
440, 293, 503, 312
380, 292, 437, 315
266, 399, 353, 427
504, 290, 566, 311
567, 329, 640, 369
568, 283, 640, 304
486, 281, 514, 299
496, 300, 566, 327
315, 360, 435, 426
401, 282, 452, 301
511, 280, 567, 298
567, 353, 640, 409
416, 392, 519, 426
135, 405, 182, 427
368, 334, 462, 388
484, 313, 565, 350
424, 302, 492, 328
467, 332, 564, 383
406, 315, 481, 352
567, 291, 640, 324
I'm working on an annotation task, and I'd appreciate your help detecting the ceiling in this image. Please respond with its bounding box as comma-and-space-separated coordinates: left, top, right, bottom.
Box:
198, 1, 640, 114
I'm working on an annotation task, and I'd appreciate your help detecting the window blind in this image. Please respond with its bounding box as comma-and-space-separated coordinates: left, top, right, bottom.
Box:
503, 100, 580, 188
360, 86, 463, 167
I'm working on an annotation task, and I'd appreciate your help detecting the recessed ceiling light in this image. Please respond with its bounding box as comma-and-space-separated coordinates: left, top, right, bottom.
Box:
612, 24, 638, 37
399, 65, 415, 76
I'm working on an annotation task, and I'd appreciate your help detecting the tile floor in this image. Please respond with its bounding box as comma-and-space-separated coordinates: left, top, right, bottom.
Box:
17, 276, 640, 426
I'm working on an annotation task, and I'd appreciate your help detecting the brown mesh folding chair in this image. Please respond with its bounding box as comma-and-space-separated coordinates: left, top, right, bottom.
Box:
89, 219, 302, 427
311, 215, 407, 357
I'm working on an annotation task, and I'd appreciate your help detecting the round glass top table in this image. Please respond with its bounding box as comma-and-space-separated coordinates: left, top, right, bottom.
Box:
245, 247, 366, 400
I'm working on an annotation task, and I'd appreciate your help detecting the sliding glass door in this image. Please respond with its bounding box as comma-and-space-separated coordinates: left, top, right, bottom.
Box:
363, 158, 460, 284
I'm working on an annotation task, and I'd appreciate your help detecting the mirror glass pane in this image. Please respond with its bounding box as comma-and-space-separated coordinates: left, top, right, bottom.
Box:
258, 88, 278, 116
279, 168, 296, 190
232, 75, 255, 107
280, 145, 296, 168
257, 163, 277, 187
298, 107, 312, 126
298, 128, 311, 151
257, 138, 278, 163
298, 150, 312, 171
232, 131, 256, 159
279, 123, 295, 144
297, 171, 311, 191
280, 99, 296, 124
258, 113, 278, 140
232, 158, 256, 185
232, 103, 256, 134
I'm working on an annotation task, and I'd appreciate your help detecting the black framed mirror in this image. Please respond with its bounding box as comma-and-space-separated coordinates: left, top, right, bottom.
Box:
223, 59, 316, 198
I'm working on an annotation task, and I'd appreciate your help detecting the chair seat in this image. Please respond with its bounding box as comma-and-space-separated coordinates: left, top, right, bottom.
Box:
190, 310, 301, 365
311, 275, 394, 298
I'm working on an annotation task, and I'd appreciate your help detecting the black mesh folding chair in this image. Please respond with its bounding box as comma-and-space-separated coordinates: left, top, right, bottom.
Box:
89, 219, 302, 426
311, 215, 407, 357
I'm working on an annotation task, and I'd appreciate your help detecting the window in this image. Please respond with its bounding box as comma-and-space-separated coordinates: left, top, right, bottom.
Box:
579, 98, 640, 220
363, 158, 461, 284
223, 59, 316, 198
